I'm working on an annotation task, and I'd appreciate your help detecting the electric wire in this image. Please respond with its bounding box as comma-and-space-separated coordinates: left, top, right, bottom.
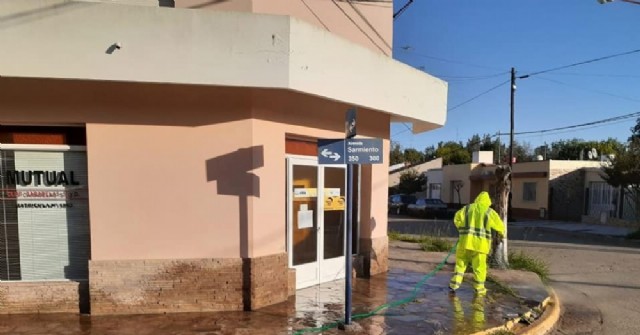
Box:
391, 80, 509, 137
393, 0, 414, 19
395, 47, 505, 71
330, 0, 388, 55
515, 117, 637, 139
534, 76, 640, 104
549, 72, 640, 79
292, 241, 458, 335
346, 0, 392, 50
300, 0, 330, 31
519, 48, 640, 79
448, 80, 510, 112
495, 111, 640, 137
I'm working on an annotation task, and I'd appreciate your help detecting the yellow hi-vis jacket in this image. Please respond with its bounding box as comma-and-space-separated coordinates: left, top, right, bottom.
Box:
454, 191, 505, 254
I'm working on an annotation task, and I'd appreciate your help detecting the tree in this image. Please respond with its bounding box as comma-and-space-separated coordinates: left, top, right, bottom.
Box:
490, 166, 511, 269
508, 140, 534, 162
453, 181, 464, 205
436, 141, 471, 165
403, 148, 425, 165
390, 142, 404, 165
466, 134, 482, 153
397, 169, 426, 195
424, 145, 436, 161
602, 119, 640, 224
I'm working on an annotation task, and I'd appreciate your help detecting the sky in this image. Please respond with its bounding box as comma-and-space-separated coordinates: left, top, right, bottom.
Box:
391, 0, 640, 153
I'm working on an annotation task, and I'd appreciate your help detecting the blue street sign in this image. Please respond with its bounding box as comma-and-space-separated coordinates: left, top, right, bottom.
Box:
318, 138, 383, 165
345, 138, 383, 164
318, 139, 345, 165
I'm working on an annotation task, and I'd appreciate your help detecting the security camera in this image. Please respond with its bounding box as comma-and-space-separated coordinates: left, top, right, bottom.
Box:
114, 42, 121, 49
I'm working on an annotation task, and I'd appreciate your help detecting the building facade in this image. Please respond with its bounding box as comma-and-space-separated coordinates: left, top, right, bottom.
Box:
437, 153, 603, 221
0, 0, 447, 314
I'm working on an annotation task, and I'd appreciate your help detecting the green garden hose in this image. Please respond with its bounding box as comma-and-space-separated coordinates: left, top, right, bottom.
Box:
293, 241, 458, 335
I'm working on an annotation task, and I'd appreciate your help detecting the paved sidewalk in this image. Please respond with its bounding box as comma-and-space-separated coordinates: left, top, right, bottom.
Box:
0, 240, 549, 335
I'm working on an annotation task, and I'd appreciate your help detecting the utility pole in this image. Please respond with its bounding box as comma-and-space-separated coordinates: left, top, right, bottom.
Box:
509, 67, 516, 220
497, 131, 501, 164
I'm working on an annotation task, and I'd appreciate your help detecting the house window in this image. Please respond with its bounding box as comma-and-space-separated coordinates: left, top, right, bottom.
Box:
523, 182, 537, 202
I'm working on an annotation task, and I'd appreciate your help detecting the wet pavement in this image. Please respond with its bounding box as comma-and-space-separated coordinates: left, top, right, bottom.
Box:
0, 241, 547, 335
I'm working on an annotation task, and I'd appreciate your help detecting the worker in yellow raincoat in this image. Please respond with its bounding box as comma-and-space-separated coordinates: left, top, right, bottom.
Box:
449, 191, 505, 295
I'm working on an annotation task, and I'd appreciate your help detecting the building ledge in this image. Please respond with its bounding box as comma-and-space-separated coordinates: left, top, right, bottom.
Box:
0, 0, 447, 133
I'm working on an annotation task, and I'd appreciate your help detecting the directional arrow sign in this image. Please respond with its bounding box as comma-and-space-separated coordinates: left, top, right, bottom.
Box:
321, 148, 341, 162
318, 138, 383, 165
318, 139, 345, 165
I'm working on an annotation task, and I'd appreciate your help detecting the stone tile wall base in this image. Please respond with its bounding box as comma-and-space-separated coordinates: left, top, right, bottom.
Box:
287, 269, 296, 297
0, 281, 80, 314
90, 252, 288, 315
354, 236, 388, 278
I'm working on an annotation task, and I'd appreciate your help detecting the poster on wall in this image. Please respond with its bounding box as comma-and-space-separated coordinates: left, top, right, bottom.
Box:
297, 204, 314, 229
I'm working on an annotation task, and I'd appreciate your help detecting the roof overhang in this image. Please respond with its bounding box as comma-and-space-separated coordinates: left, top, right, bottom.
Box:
0, 0, 447, 133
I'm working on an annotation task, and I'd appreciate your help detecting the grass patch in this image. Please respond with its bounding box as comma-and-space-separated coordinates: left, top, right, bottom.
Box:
627, 229, 640, 240
388, 231, 426, 243
388, 232, 454, 252
420, 237, 454, 252
487, 274, 519, 298
509, 251, 550, 283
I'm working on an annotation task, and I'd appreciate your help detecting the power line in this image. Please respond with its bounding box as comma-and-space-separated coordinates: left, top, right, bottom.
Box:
448, 80, 510, 112
520, 48, 640, 79
393, 0, 414, 19
391, 80, 509, 137
534, 76, 640, 104
396, 47, 504, 71
300, 0, 330, 31
515, 118, 635, 139
497, 111, 640, 137
346, 0, 392, 50
548, 71, 640, 79
330, 0, 388, 55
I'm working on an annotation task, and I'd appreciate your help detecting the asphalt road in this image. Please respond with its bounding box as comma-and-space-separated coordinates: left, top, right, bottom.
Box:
388, 216, 640, 335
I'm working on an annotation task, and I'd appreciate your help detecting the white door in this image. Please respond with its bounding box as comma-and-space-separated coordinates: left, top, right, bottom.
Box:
287, 157, 346, 289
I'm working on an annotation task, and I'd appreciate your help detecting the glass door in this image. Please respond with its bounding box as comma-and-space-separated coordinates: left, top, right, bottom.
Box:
319, 166, 346, 283
287, 157, 347, 289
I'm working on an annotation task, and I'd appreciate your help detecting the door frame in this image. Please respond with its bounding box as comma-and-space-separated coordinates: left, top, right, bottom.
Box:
286, 155, 347, 289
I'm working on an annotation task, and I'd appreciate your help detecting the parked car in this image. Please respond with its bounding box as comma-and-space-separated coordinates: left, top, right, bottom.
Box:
388, 194, 417, 215
407, 198, 449, 218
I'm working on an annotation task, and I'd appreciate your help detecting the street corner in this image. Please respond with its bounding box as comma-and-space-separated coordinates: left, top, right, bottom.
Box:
470, 271, 560, 335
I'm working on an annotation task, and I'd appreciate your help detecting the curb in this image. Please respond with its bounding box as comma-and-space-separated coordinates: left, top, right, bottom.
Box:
518, 287, 560, 335
470, 287, 560, 335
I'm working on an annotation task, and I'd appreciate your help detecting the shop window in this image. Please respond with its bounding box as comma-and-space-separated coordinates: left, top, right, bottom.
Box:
0, 148, 90, 281
523, 182, 537, 202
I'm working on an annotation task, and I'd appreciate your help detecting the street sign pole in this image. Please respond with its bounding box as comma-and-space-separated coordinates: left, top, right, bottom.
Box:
316, 108, 383, 327
344, 108, 356, 326
345, 162, 354, 325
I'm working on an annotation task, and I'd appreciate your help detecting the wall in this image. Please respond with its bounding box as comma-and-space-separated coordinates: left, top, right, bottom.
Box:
509, 161, 548, 219
175, 0, 393, 56
0, 78, 255, 260
548, 161, 602, 221
0, 281, 82, 314
442, 164, 472, 205
426, 169, 443, 200
0, 1, 446, 134
389, 158, 443, 188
